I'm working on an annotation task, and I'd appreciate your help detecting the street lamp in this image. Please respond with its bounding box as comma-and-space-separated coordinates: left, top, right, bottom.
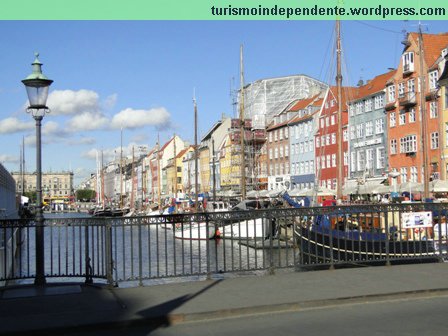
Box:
22, 53, 53, 286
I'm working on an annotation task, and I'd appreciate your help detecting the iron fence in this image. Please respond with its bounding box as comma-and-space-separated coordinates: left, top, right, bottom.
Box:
0, 203, 447, 287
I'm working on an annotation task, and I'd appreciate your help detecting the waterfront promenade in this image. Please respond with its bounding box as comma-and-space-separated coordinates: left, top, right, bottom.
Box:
1, 263, 448, 335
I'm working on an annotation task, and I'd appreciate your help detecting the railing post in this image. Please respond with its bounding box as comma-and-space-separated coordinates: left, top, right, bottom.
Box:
84, 225, 93, 284
384, 207, 391, 266
269, 213, 275, 275
138, 221, 143, 286
329, 213, 335, 270
206, 213, 211, 280
105, 221, 114, 287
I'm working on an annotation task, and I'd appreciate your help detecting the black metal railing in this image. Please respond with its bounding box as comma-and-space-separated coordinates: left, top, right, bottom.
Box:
1, 203, 447, 287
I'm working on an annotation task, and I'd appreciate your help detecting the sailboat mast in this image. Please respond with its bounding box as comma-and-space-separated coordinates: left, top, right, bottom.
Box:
212, 138, 217, 202
239, 44, 247, 199
131, 146, 135, 210
418, 26, 430, 200
193, 95, 199, 212
157, 133, 161, 209
336, 20, 344, 201
101, 150, 105, 208
120, 128, 123, 209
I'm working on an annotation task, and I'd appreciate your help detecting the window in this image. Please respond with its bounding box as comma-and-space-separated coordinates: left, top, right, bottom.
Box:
325, 117, 330, 127
299, 143, 303, 153
309, 140, 314, 152
304, 141, 309, 152
356, 124, 364, 138
300, 162, 304, 174
321, 156, 326, 169
431, 132, 439, 149
316, 157, 320, 170
399, 111, 406, 125
365, 121, 373, 137
398, 82, 405, 97
321, 135, 325, 147
344, 152, 348, 166
350, 126, 355, 140
320, 119, 324, 129
274, 130, 278, 141
274, 148, 278, 159
295, 125, 299, 139
326, 155, 331, 168
388, 85, 396, 102
316, 137, 320, 148
304, 123, 309, 136
285, 146, 289, 157
331, 154, 336, 167
177, 166, 182, 173
409, 108, 416, 123
407, 79, 415, 93
410, 166, 418, 182
401, 167, 408, 183
326, 134, 330, 145
331, 115, 335, 125
331, 133, 336, 144
279, 128, 283, 140
390, 139, 397, 155
285, 127, 289, 138
366, 149, 374, 169
402, 52, 414, 73
269, 132, 273, 143
331, 99, 335, 107
376, 147, 385, 169
357, 151, 366, 172
275, 163, 279, 175
343, 129, 348, 142
373, 118, 383, 134
305, 161, 309, 173
365, 99, 373, 112
356, 102, 363, 114
430, 101, 438, 118
429, 70, 438, 90
350, 152, 356, 173
349, 105, 355, 116
390, 112, 396, 127
374, 95, 384, 109
279, 147, 284, 158
400, 135, 417, 153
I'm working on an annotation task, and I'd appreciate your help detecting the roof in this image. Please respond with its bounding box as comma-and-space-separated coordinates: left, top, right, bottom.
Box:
348, 70, 396, 102
409, 32, 448, 68
200, 119, 223, 142
159, 136, 174, 152
287, 94, 320, 112
176, 146, 193, 159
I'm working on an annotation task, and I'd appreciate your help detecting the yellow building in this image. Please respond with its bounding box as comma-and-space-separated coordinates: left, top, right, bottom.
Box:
219, 135, 241, 191
439, 50, 448, 179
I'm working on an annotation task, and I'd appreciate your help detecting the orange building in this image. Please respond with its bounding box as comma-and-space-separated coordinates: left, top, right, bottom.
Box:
385, 32, 448, 187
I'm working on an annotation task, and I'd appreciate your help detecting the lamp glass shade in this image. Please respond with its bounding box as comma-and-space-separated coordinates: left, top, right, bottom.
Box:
22, 79, 52, 109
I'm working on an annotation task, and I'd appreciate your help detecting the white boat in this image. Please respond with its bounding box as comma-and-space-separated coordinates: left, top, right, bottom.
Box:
220, 217, 269, 239
174, 221, 216, 240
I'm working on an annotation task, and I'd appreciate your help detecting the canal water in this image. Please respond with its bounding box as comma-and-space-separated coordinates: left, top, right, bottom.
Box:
15, 212, 297, 286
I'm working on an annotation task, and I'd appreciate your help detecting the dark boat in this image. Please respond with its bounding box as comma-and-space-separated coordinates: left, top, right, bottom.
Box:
92, 207, 112, 217
295, 214, 441, 266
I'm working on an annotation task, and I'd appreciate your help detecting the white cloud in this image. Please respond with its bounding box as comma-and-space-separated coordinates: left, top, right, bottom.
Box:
110, 107, 171, 130
47, 90, 101, 116
66, 112, 109, 132
0, 154, 19, 164
81, 147, 118, 162
0, 117, 34, 134
67, 136, 96, 146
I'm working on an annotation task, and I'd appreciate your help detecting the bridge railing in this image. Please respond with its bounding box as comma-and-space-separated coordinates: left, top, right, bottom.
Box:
0, 203, 446, 287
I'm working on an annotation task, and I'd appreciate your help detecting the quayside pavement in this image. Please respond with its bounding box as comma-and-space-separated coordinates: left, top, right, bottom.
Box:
1, 263, 448, 335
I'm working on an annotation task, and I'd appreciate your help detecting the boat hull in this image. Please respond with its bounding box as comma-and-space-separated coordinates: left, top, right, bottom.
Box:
174, 222, 216, 240
295, 224, 440, 265
220, 218, 268, 239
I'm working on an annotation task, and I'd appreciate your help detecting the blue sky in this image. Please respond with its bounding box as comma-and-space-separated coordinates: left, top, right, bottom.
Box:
0, 20, 447, 185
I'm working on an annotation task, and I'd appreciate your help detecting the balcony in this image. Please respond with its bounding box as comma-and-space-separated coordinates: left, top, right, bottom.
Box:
398, 91, 417, 108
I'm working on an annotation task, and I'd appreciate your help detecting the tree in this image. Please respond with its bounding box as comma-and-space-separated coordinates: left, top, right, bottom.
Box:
76, 189, 96, 202
23, 191, 37, 204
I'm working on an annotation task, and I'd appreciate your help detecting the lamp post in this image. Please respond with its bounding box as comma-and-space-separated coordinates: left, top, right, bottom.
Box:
22, 53, 53, 286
